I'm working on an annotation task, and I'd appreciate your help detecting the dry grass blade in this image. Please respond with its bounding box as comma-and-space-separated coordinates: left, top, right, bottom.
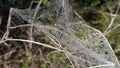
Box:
0, 38, 63, 52
48, 35, 63, 48
89, 63, 115, 68
10, 24, 32, 29
64, 53, 75, 68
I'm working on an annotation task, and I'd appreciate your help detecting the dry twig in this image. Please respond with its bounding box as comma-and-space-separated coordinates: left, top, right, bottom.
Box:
104, 0, 120, 35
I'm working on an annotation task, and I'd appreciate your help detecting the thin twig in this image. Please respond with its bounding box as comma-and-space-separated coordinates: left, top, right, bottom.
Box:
104, 14, 116, 33
33, 0, 43, 19
28, 1, 39, 10
0, 38, 63, 52
89, 63, 115, 68
104, 24, 120, 36
6, 8, 13, 38
10, 24, 32, 29
28, 0, 43, 50
73, 10, 86, 23
0, 8, 13, 42
48, 35, 63, 48
104, 0, 120, 34
65, 53, 75, 68
62, 0, 64, 8
28, 24, 33, 49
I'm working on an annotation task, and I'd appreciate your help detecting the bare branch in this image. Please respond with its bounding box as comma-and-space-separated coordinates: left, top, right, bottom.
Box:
104, 0, 120, 35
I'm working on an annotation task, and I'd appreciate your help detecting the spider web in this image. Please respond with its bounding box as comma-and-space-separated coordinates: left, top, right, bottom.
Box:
8, 0, 120, 68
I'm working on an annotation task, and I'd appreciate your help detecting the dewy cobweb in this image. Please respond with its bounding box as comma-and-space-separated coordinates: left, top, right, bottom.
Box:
7, 0, 120, 68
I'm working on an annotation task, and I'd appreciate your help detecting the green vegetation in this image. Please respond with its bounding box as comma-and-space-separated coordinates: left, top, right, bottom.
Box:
22, 56, 29, 68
